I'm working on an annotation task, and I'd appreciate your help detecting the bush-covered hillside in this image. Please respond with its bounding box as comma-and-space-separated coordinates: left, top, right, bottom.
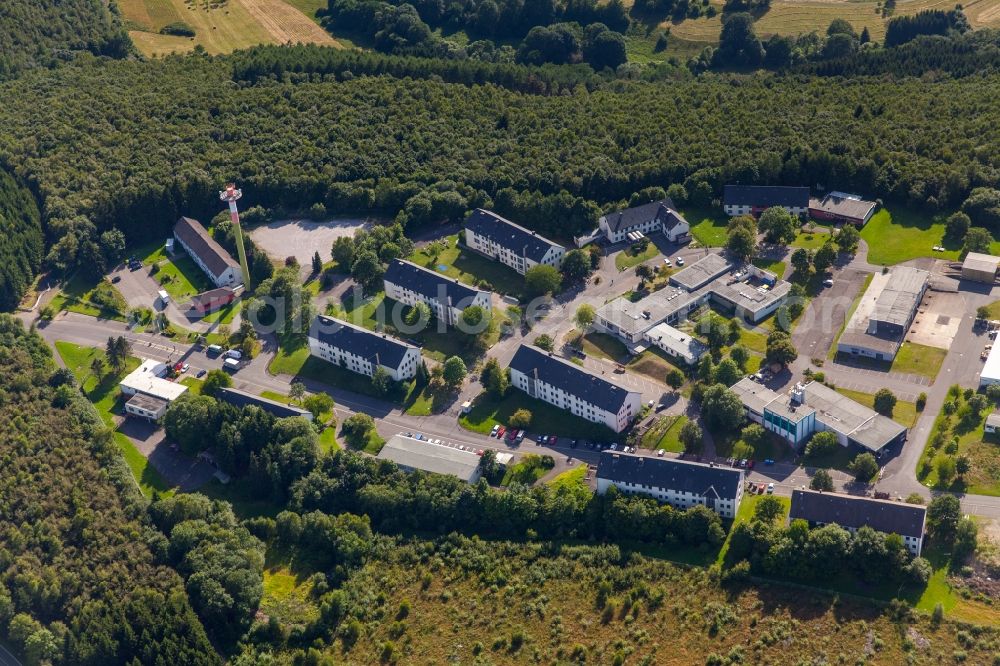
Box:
0, 0, 130, 79
0, 316, 217, 664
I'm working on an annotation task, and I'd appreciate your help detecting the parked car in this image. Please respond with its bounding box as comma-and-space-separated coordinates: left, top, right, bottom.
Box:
196, 369, 206, 378
747, 460, 754, 469
656, 449, 665, 457
111, 275, 122, 284
180, 363, 189, 373
490, 424, 500, 437
206, 344, 223, 356
767, 483, 774, 494
496, 426, 506, 438
549, 436, 558, 446
739, 458, 748, 468
225, 349, 242, 360
757, 483, 766, 494
823, 278, 834, 287
676, 257, 685, 266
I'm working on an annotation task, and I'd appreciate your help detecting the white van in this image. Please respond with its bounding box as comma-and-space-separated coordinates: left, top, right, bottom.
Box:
223, 358, 240, 372
157, 289, 170, 304
224, 349, 242, 360
206, 344, 223, 356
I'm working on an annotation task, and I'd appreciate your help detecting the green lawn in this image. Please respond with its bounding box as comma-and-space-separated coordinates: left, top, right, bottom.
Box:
628, 346, 687, 383
981, 298, 1000, 319
581, 331, 628, 362
343, 426, 385, 455
835, 387, 919, 428
640, 414, 688, 452
546, 464, 588, 492
54, 341, 174, 497
460, 390, 618, 440
200, 299, 241, 325
891, 342, 947, 381
828, 273, 874, 359
790, 228, 832, 250
751, 258, 786, 279
261, 567, 320, 627
501, 454, 554, 486
407, 233, 529, 300
270, 343, 411, 405
283, 0, 327, 22
49, 273, 129, 321
683, 207, 728, 247
860, 208, 964, 266
180, 377, 204, 395
403, 383, 452, 416
614, 242, 660, 270
318, 426, 340, 453
153, 255, 214, 303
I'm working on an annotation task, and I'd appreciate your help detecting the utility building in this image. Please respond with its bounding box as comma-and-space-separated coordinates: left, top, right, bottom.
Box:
837, 266, 929, 361
961, 252, 1000, 284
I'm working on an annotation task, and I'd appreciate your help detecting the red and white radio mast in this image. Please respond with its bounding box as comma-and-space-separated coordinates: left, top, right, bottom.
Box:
220, 183, 252, 290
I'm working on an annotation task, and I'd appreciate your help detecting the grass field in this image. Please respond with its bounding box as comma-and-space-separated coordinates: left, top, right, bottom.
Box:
120, 0, 337, 57
49, 273, 129, 321
580, 331, 629, 362
270, 342, 413, 405
460, 390, 617, 440
892, 341, 947, 381
859, 208, 963, 266
684, 207, 728, 247
628, 345, 687, 383
261, 567, 320, 627
663, 0, 1000, 59
55, 341, 174, 498
791, 228, 832, 250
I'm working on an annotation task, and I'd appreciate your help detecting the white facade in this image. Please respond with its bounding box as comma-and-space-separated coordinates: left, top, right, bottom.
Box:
174, 233, 241, 288
642, 322, 706, 365
308, 334, 420, 382
509, 365, 639, 433
124, 394, 168, 421
723, 203, 808, 217
599, 206, 690, 245
119, 359, 188, 402
463, 228, 565, 275
595, 473, 743, 519
384, 278, 491, 327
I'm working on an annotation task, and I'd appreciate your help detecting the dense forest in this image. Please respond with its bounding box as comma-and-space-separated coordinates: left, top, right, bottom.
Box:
0, 0, 130, 79
0, 315, 217, 664
1, 50, 999, 304
0, 171, 43, 310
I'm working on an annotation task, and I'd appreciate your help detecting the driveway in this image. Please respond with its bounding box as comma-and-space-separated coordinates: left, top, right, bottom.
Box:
111, 263, 231, 333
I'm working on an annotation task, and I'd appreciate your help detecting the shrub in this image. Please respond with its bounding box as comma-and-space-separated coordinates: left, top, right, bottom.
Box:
160, 21, 196, 37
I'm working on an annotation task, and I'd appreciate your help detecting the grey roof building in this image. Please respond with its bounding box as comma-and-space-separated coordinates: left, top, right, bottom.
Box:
596, 452, 744, 518
173, 217, 242, 287
310, 315, 417, 371
961, 252, 1000, 284
601, 198, 676, 235
790, 489, 927, 555
509, 345, 636, 415
464, 209, 564, 264
808, 192, 877, 226
723, 185, 810, 211
837, 266, 929, 361
216, 387, 314, 421
670, 253, 734, 291
378, 434, 482, 483
384, 259, 485, 306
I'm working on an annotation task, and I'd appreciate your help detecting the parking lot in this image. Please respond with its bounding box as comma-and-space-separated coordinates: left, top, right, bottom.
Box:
249, 217, 374, 277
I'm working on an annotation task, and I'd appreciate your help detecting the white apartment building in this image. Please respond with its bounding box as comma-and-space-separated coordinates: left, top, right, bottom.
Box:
508, 344, 640, 433
790, 489, 926, 556
464, 209, 565, 275
383, 259, 491, 327
308, 315, 421, 382
596, 452, 744, 519
722, 185, 810, 217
